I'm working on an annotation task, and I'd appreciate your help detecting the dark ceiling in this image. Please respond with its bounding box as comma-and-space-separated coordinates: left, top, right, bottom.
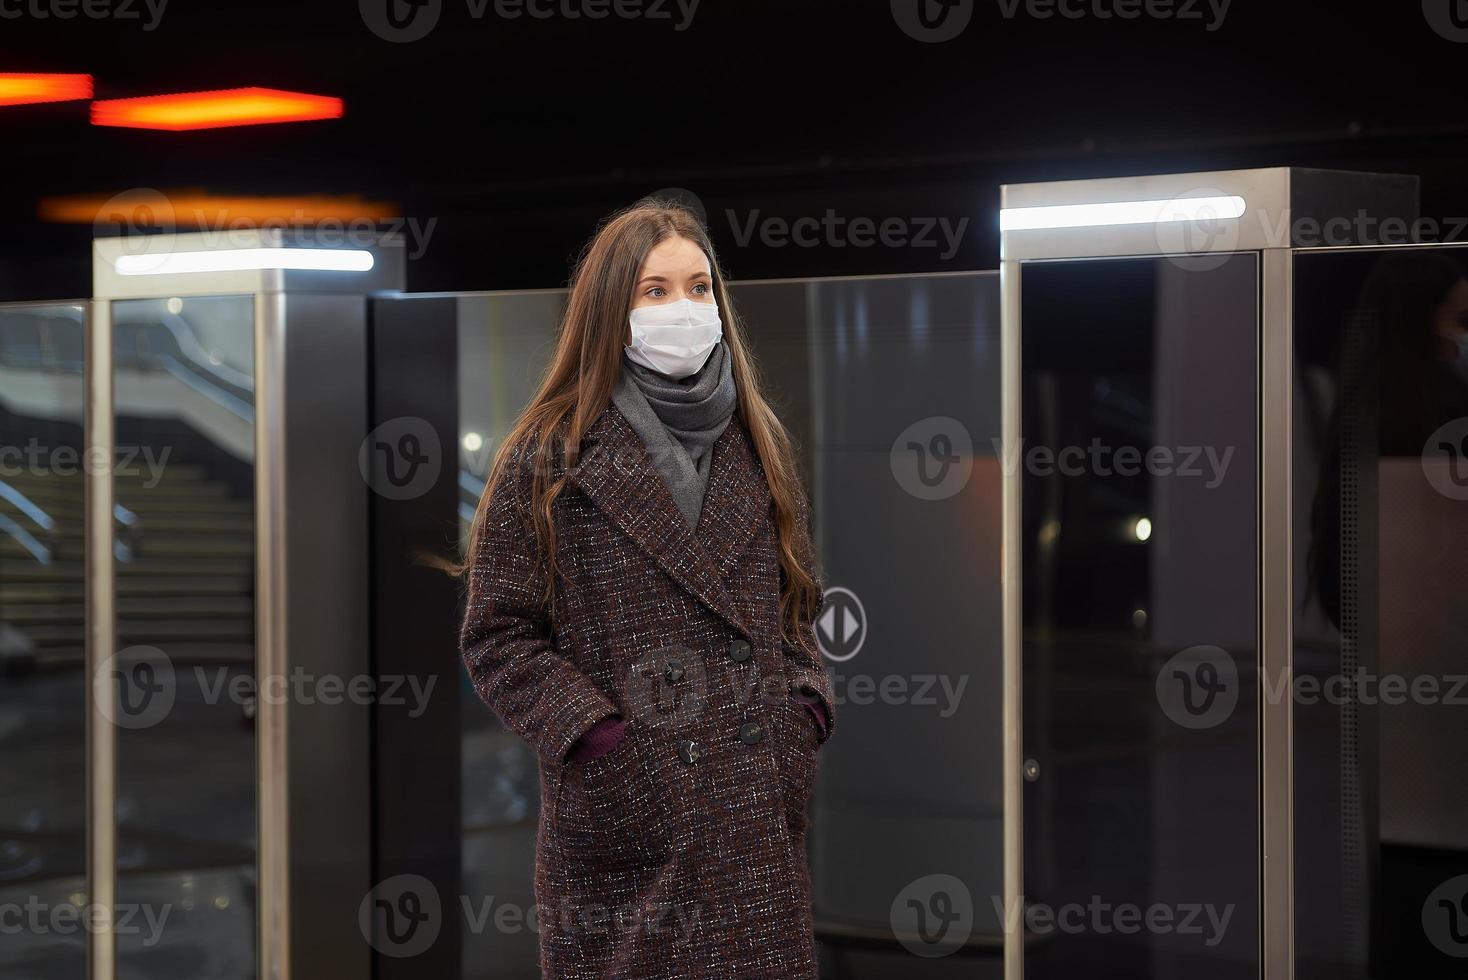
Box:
4, 0, 1468, 298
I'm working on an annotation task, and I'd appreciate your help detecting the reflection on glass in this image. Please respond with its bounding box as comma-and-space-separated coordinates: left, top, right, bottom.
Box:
1294, 248, 1468, 978
456, 292, 565, 980
0, 303, 89, 979
1021, 256, 1259, 978
738, 274, 1005, 963
112, 295, 256, 979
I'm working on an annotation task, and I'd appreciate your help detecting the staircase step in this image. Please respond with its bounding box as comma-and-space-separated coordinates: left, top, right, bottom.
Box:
0, 463, 212, 485
0, 539, 60, 560
131, 535, 254, 559
1, 557, 254, 579
118, 495, 250, 513
118, 485, 238, 503
123, 514, 254, 533
22, 643, 255, 670
38, 512, 255, 538
19, 619, 253, 645
0, 484, 241, 512
1, 596, 254, 623
0, 576, 252, 602
7, 483, 237, 504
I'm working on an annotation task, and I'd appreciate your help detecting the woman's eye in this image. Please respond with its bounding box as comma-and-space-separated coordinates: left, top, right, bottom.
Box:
692, 282, 709, 295
648, 286, 666, 298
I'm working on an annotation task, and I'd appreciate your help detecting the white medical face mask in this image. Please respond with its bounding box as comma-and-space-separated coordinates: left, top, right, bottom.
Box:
625, 299, 723, 379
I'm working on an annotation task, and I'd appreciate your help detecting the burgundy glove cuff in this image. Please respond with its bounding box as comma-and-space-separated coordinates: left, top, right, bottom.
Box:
566, 716, 626, 763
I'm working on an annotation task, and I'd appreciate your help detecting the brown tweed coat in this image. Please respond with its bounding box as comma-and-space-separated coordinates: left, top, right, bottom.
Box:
460, 402, 836, 979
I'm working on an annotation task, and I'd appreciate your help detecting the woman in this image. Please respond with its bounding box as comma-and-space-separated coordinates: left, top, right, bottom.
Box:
459, 200, 836, 978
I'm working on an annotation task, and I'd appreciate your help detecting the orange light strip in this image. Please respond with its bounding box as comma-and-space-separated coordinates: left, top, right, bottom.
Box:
40, 190, 399, 226
91, 87, 343, 131
0, 73, 93, 107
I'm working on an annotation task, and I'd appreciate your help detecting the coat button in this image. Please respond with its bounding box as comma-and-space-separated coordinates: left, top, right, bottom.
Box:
728, 639, 751, 662
677, 739, 702, 765
664, 659, 684, 683
739, 722, 764, 745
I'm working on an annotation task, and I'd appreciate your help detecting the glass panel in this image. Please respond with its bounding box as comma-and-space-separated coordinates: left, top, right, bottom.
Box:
0, 302, 89, 979
1021, 255, 1259, 978
1293, 246, 1468, 978
453, 274, 1006, 976
739, 274, 1006, 971
111, 295, 256, 979
456, 291, 566, 980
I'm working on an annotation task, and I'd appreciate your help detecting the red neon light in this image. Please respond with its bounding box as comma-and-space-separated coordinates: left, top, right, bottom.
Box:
0, 73, 93, 107
91, 87, 343, 131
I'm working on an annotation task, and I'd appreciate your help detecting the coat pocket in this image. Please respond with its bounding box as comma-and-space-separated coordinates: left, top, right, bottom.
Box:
772, 695, 821, 838
554, 722, 671, 868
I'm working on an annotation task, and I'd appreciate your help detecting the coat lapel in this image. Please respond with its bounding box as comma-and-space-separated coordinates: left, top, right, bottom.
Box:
568, 405, 769, 642
695, 415, 772, 579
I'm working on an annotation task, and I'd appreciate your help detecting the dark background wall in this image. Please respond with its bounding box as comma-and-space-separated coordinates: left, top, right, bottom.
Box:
4, 0, 1468, 298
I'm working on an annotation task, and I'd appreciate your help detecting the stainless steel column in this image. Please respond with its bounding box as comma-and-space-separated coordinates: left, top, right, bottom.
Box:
84, 297, 115, 980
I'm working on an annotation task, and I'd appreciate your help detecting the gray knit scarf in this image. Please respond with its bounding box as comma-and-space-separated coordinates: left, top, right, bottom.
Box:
610, 341, 737, 529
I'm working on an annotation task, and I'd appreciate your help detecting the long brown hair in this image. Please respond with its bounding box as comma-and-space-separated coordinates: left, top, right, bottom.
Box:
460, 199, 820, 644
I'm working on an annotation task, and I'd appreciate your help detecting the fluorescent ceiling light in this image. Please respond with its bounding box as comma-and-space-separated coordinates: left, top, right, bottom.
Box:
114, 247, 375, 276
0, 73, 93, 107
92, 87, 343, 131
1000, 195, 1247, 232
